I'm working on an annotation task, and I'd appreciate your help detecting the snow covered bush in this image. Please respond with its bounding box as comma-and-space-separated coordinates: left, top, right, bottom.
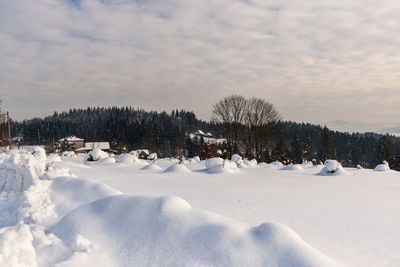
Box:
147, 153, 158, 161
231, 154, 245, 168
374, 161, 390, 172
205, 158, 238, 174
129, 150, 138, 157
83, 148, 109, 162
318, 160, 349, 176
243, 159, 257, 167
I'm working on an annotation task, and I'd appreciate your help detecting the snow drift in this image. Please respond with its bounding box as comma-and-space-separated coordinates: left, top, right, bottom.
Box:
51, 194, 341, 267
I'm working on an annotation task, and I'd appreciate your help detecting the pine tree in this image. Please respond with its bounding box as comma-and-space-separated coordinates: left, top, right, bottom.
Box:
303, 136, 313, 162
320, 126, 334, 162
376, 135, 392, 164
290, 136, 303, 164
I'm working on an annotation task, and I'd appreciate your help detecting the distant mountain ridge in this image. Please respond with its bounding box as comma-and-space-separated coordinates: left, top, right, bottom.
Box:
322, 120, 400, 136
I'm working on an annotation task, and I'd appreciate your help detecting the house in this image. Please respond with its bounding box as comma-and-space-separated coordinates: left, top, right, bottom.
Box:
58, 135, 84, 151
75, 142, 111, 153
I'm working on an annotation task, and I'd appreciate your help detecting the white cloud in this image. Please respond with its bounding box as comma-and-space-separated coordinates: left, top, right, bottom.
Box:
1, 0, 400, 123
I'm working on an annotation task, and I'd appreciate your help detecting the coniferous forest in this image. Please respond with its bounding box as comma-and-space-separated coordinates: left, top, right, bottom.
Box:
6, 105, 400, 170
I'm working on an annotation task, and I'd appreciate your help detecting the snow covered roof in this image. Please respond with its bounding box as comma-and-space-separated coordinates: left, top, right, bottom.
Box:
136, 149, 149, 155
75, 142, 110, 152
58, 135, 84, 142
195, 130, 205, 135
85, 142, 110, 150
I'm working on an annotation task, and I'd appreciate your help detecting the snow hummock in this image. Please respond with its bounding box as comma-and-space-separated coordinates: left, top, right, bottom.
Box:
281, 164, 304, 171
83, 148, 109, 162
117, 153, 136, 164
140, 163, 161, 171
269, 161, 284, 168
205, 157, 224, 169
50, 194, 340, 267
163, 163, 191, 173
374, 161, 390, 172
205, 158, 239, 174
318, 160, 349, 176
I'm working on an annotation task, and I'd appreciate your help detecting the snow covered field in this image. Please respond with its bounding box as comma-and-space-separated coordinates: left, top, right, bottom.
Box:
1, 148, 400, 266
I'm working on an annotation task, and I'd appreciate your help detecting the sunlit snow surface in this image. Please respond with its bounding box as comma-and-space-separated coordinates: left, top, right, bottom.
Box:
1, 150, 400, 266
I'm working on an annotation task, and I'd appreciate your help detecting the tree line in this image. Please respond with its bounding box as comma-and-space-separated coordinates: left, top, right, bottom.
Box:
2, 100, 400, 169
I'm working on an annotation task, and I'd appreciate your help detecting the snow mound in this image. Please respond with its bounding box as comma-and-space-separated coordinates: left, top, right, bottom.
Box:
163, 163, 192, 173
374, 161, 390, 172
0, 149, 45, 192
51, 194, 340, 267
83, 148, 109, 162
205, 158, 239, 174
205, 157, 224, 169
281, 164, 304, 171
117, 153, 138, 164
98, 157, 116, 164
140, 163, 161, 171
269, 161, 284, 168
318, 160, 349, 176
301, 162, 314, 168
61, 151, 76, 158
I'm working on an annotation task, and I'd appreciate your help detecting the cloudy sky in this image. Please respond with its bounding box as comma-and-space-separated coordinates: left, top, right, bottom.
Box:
1, 0, 400, 124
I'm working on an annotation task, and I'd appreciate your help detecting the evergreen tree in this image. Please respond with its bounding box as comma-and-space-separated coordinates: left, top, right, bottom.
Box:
320, 126, 334, 162
290, 135, 303, 164
377, 135, 392, 164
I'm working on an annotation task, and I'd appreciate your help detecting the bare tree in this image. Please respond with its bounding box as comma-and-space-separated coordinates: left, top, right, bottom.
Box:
211, 95, 247, 157
0, 101, 6, 149
246, 98, 281, 161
